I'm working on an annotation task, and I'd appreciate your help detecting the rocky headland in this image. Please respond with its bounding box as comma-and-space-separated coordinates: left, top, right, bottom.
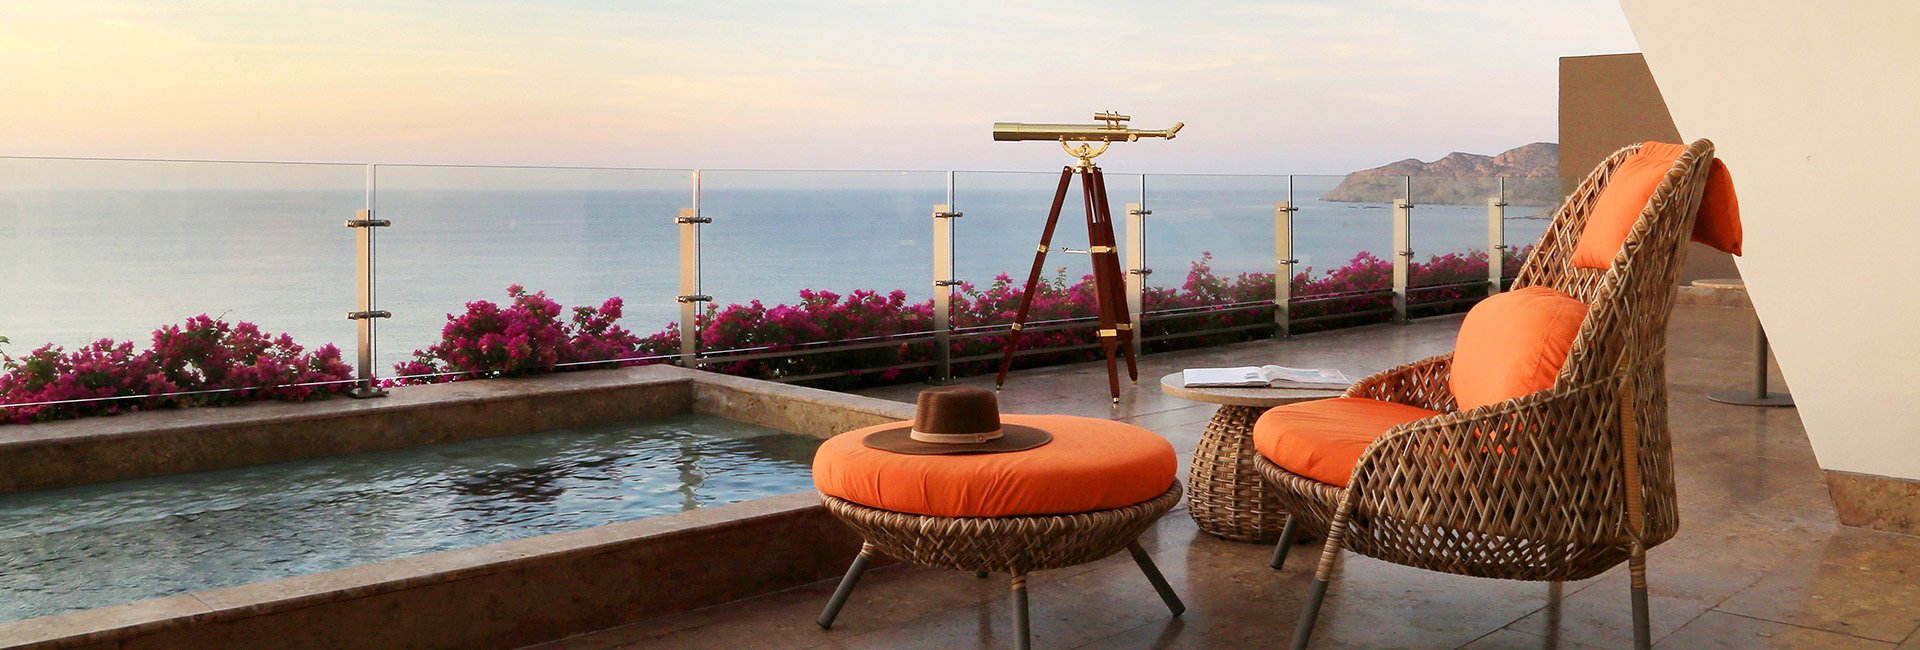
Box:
1324, 142, 1560, 205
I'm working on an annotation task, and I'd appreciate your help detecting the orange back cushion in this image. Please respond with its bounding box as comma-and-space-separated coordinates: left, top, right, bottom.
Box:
1570, 142, 1687, 269
1450, 286, 1589, 410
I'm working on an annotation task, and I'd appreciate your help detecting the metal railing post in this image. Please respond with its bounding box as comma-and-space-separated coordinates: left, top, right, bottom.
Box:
932, 199, 961, 383
1125, 198, 1149, 359
1275, 191, 1297, 337
1488, 180, 1507, 295
677, 170, 710, 366
1392, 183, 1412, 322
345, 164, 390, 398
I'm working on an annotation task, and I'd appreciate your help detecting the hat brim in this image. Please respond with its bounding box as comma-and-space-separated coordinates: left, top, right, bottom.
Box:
862, 423, 1054, 455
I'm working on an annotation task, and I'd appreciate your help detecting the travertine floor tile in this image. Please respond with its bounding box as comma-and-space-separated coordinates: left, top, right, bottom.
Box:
1656, 610, 1893, 649
1713, 528, 1920, 643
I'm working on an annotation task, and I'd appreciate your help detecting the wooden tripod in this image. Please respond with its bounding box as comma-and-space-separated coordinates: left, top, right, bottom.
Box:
994, 163, 1138, 403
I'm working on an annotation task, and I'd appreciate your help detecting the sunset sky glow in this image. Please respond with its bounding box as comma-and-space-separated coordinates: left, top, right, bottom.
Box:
0, 1, 1639, 173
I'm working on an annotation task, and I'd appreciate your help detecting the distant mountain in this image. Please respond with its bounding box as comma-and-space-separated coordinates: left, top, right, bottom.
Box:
1323, 142, 1560, 205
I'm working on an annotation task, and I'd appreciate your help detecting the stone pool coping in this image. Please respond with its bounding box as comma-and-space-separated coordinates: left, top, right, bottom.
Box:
0, 366, 915, 649
0, 365, 911, 494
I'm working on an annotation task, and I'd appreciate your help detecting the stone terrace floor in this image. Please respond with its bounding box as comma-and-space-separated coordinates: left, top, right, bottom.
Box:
533, 305, 1920, 649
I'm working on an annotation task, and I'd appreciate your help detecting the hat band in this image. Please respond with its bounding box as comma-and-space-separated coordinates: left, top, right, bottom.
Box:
909, 428, 1004, 445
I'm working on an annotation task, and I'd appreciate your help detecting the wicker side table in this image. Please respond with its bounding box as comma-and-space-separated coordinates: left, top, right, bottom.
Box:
1159, 372, 1341, 543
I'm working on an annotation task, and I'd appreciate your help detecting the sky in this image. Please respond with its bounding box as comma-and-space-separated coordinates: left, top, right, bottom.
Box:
0, 1, 1640, 174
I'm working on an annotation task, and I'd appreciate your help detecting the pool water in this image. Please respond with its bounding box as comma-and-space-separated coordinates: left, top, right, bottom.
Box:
0, 414, 822, 623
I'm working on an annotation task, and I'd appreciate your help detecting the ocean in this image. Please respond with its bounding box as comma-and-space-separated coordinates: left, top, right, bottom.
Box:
0, 161, 1553, 371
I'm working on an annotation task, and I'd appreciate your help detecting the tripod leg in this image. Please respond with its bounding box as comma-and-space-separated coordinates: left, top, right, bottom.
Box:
1080, 167, 1123, 403
995, 166, 1076, 391
1086, 168, 1140, 384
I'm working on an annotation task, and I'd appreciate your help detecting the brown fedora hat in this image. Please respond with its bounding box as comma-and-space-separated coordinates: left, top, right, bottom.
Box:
863, 386, 1052, 455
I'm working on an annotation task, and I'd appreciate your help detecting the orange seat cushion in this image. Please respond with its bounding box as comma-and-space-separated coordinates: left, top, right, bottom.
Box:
1450, 286, 1588, 410
1572, 141, 1743, 269
812, 414, 1177, 517
1253, 397, 1440, 487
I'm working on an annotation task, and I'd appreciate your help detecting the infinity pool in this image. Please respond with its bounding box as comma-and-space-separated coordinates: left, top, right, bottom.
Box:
0, 414, 821, 623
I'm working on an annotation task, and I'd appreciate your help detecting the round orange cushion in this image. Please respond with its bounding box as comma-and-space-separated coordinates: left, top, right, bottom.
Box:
1253, 397, 1441, 487
812, 414, 1177, 518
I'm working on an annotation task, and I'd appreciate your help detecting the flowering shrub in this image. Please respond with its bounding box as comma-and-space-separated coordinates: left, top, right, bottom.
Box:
2, 248, 1536, 424
0, 316, 352, 424
394, 285, 669, 383
396, 247, 1533, 391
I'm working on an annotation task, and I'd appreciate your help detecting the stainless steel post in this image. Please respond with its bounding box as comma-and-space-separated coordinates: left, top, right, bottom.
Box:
1488, 191, 1507, 295
676, 170, 710, 366
1275, 193, 1297, 337
1392, 192, 1412, 322
933, 201, 961, 383
1125, 199, 1149, 358
344, 163, 390, 398
345, 204, 390, 398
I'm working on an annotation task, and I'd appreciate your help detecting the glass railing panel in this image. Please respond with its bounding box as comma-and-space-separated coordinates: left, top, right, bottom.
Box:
1287, 174, 1396, 329
696, 170, 946, 385
1500, 176, 1567, 278
1406, 176, 1501, 314
952, 170, 1153, 294
948, 170, 1140, 375
1138, 173, 1283, 346
373, 165, 690, 381
0, 157, 363, 419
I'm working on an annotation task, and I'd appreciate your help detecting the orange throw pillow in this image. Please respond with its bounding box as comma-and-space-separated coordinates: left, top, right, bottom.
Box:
1571, 143, 1681, 269
1572, 141, 1743, 269
1449, 286, 1588, 410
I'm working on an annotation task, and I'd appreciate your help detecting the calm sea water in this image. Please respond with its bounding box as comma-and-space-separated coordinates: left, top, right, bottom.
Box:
0, 413, 819, 622
0, 172, 1550, 370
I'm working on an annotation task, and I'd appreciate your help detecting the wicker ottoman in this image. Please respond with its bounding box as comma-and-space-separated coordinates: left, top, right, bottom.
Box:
812, 414, 1186, 650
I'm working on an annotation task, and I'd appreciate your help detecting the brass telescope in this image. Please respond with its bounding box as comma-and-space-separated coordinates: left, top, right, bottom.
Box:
986, 111, 1184, 403
991, 112, 1183, 143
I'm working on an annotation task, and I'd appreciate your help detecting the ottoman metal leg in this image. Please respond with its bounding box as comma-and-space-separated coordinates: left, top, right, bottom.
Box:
817, 543, 875, 630
1127, 541, 1185, 616
1012, 573, 1032, 650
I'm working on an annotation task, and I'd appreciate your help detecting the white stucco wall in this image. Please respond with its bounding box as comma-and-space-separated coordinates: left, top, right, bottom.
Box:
1620, 1, 1920, 480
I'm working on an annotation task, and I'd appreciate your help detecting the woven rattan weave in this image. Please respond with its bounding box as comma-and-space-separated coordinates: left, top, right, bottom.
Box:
816, 483, 1186, 649
1189, 405, 1289, 542
820, 483, 1180, 573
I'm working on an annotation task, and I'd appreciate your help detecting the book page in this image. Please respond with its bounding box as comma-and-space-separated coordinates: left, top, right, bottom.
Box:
1259, 365, 1351, 388
1181, 367, 1270, 387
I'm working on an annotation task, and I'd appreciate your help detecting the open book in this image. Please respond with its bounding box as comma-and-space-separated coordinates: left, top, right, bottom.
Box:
1182, 365, 1351, 390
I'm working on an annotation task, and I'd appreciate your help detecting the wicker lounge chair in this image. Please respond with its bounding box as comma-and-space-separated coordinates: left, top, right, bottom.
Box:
1258, 139, 1721, 650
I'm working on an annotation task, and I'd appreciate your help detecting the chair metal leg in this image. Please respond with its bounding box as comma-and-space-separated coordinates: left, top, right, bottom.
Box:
1631, 585, 1650, 650
1293, 509, 1350, 650
1127, 541, 1185, 617
1629, 545, 1651, 650
1270, 516, 1300, 570
1292, 579, 1329, 650
1012, 573, 1032, 650
816, 545, 875, 630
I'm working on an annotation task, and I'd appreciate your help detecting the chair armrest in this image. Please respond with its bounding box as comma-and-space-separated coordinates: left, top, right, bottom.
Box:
1339, 375, 1627, 542
1343, 353, 1458, 413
